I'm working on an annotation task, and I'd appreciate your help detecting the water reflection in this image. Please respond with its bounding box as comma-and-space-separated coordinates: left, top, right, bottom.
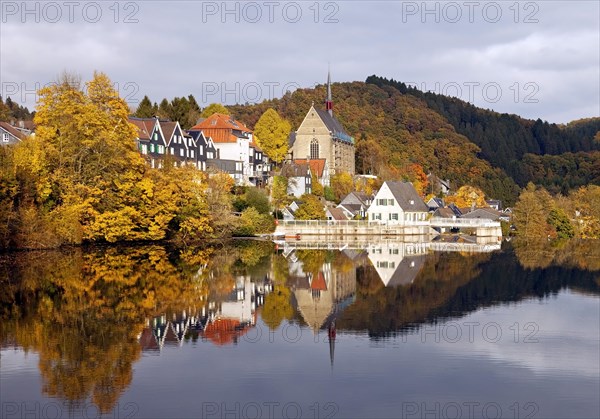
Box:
1, 239, 598, 416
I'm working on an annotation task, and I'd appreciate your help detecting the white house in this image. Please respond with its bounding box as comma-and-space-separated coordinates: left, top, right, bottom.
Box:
366, 181, 429, 225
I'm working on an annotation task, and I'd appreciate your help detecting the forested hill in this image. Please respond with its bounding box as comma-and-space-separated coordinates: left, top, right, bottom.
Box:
228, 81, 520, 204
229, 77, 599, 200
366, 76, 600, 192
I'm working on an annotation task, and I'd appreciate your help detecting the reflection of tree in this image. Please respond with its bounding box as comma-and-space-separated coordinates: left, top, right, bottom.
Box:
338, 245, 599, 337
514, 238, 600, 271
338, 252, 490, 336
0, 246, 212, 413
295, 250, 330, 276
261, 286, 294, 330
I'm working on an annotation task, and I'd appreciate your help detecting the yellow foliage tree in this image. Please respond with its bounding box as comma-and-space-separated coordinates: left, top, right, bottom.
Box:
253, 108, 291, 164
446, 185, 487, 208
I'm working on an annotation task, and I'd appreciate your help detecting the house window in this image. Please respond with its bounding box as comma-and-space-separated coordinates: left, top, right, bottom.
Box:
170, 147, 174, 155
191, 150, 195, 159
389, 213, 398, 221
2, 133, 9, 143
180, 149, 184, 157
388, 199, 394, 205
141, 144, 148, 154
200, 145, 204, 155
310, 139, 319, 159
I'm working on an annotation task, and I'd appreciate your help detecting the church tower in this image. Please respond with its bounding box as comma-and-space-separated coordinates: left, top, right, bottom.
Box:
288, 69, 355, 179
325, 68, 333, 116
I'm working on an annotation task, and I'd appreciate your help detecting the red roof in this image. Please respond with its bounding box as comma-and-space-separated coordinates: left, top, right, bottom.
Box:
311, 272, 327, 291
190, 113, 252, 143
202, 318, 250, 346
293, 159, 326, 178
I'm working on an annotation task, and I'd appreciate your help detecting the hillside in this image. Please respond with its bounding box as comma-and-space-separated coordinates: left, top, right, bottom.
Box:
366, 76, 600, 193
228, 81, 520, 204
228, 78, 599, 201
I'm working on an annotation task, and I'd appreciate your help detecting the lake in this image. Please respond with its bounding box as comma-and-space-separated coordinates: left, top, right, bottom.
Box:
1, 239, 599, 419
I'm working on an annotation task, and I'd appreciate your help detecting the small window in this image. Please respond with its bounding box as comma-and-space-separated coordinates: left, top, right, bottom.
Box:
388, 199, 394, 205
2, 133, 9, 143
180, 149, 184, 157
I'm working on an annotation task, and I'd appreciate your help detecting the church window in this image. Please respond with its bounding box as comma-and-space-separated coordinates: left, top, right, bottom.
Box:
310, 139, 319, 159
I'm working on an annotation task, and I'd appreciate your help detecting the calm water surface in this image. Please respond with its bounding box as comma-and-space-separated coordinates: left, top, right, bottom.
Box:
1, 240, 599, 419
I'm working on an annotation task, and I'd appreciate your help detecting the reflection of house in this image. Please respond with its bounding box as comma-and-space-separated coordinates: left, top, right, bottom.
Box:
367, 181, 429, 225
139, 276, 272, 350
287, 255, 356, 333
367, 242, 428, 287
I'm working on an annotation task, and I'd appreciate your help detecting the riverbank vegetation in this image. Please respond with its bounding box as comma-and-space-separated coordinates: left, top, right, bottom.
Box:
0, 73, 273, 250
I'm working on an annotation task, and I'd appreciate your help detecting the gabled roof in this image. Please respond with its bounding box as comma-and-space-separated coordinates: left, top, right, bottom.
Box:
385, 255, 427, 287
158, 121, 178, 144
427, 197, 444, 208
433, 207, 456, 218
128, 117, 155, 141
281, 161, 310, 177
0, 121, 27, 141
386, 181, 429, 212
326, 207, 348, 220
461, 208, 503, 221
293, 158, 327, 177
313, 108, 353, 144
338, 203, 363, 216
340, 191, 372, 206
310, 272, 328, 291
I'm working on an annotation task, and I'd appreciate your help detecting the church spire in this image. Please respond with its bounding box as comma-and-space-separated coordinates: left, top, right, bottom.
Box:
325, 67, 333, 116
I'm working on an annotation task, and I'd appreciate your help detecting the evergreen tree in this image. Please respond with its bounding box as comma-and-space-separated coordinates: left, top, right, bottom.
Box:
134, 95, 156, 118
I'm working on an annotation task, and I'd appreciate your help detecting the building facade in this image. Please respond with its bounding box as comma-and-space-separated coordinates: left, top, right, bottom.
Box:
289, 71, 355, 176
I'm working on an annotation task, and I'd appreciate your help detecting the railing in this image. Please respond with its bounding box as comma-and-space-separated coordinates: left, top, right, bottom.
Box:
278, 220, 430, 227
429, 217, 500, 227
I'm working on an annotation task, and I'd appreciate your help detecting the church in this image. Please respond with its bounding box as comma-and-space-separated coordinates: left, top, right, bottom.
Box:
288, 71, 355, 183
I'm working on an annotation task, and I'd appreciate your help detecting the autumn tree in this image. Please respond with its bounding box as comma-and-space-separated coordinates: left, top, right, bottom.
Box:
512, 183, 553, 239
311, 173, 324, 197
201, 103, 229, 118
330, 172, 355, 203
446, 185, 487, 208
0, 96, 11, 121
253, 108, 291, 164
295, 194, 325, 220
271, 175, 290, 215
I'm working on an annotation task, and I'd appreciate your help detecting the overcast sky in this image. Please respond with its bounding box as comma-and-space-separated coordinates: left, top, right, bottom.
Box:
1, 1, 598, 123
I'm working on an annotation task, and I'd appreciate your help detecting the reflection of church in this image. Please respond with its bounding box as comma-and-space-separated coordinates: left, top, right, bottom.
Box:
138, 275, 273, 351
367, 242, 429, 287
286, 253, 357, 333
